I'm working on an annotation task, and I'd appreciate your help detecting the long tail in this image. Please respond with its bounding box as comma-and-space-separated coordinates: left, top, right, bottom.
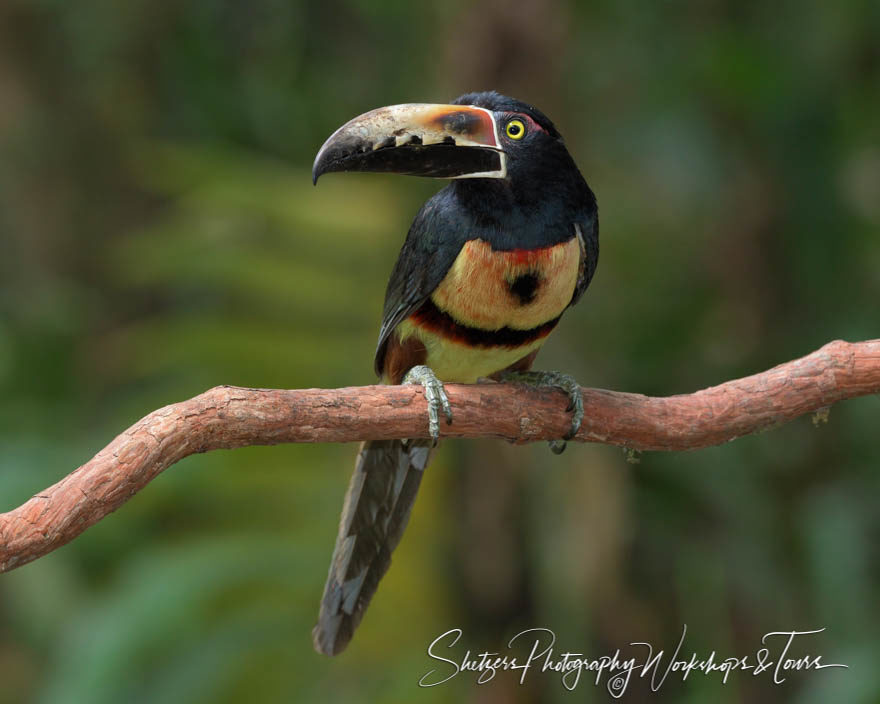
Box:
312, 438, 434, 655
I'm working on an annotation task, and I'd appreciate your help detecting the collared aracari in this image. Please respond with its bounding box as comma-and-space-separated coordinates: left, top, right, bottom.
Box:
311, 92, 598, 655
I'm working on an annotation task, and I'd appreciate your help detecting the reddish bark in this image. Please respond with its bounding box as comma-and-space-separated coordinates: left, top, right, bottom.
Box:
1, 339, 877, 573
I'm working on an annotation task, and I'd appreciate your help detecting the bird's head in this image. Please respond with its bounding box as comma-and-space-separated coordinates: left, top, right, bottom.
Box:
312, 91, 577, 190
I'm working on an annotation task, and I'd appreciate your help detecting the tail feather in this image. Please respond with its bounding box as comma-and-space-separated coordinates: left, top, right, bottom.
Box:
313, 438, 434, 655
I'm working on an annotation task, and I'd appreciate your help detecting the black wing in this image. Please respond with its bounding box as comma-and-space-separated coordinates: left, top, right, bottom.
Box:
373, 190, 467, 376
570, 211, 599, 307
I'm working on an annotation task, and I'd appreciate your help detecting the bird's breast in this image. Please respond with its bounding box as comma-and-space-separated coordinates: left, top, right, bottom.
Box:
430, 236, 580, 330
392, 235, 580, 383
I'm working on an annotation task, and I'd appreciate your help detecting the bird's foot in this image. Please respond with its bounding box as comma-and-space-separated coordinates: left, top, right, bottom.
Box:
498, 370, 584, 454
403, 365, 453, 446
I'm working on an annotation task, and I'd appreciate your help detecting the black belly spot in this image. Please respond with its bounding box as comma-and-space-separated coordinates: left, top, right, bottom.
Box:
508, 273, 540, 305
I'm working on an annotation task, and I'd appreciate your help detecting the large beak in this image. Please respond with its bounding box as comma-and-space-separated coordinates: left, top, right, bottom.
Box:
312, 104, 506, 184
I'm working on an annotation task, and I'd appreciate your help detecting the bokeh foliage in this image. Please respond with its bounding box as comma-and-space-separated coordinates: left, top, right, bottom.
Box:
0, 0, 878, 702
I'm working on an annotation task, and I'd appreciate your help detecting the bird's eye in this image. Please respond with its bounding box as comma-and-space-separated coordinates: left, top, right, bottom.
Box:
505, 119, 526, 140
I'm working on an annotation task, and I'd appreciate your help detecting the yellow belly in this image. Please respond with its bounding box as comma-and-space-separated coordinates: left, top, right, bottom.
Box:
396, 320, 547, 382
397, 236, 579, 383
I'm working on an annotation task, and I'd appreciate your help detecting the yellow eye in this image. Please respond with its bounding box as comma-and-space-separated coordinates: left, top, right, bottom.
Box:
505, 119, 526, 140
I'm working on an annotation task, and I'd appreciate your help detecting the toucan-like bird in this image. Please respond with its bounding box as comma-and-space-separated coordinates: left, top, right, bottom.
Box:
311, 91, 598, 655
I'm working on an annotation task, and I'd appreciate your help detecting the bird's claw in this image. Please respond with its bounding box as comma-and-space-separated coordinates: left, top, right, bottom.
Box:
548, 439, 568, 455
403, 365, 452, 446
498, 370, 584, 454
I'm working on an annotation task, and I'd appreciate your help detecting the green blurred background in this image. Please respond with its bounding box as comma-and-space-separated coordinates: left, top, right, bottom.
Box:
1, 0, 878, 702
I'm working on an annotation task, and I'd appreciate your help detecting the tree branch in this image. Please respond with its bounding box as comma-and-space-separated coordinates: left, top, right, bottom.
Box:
1, 339, 878, 573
